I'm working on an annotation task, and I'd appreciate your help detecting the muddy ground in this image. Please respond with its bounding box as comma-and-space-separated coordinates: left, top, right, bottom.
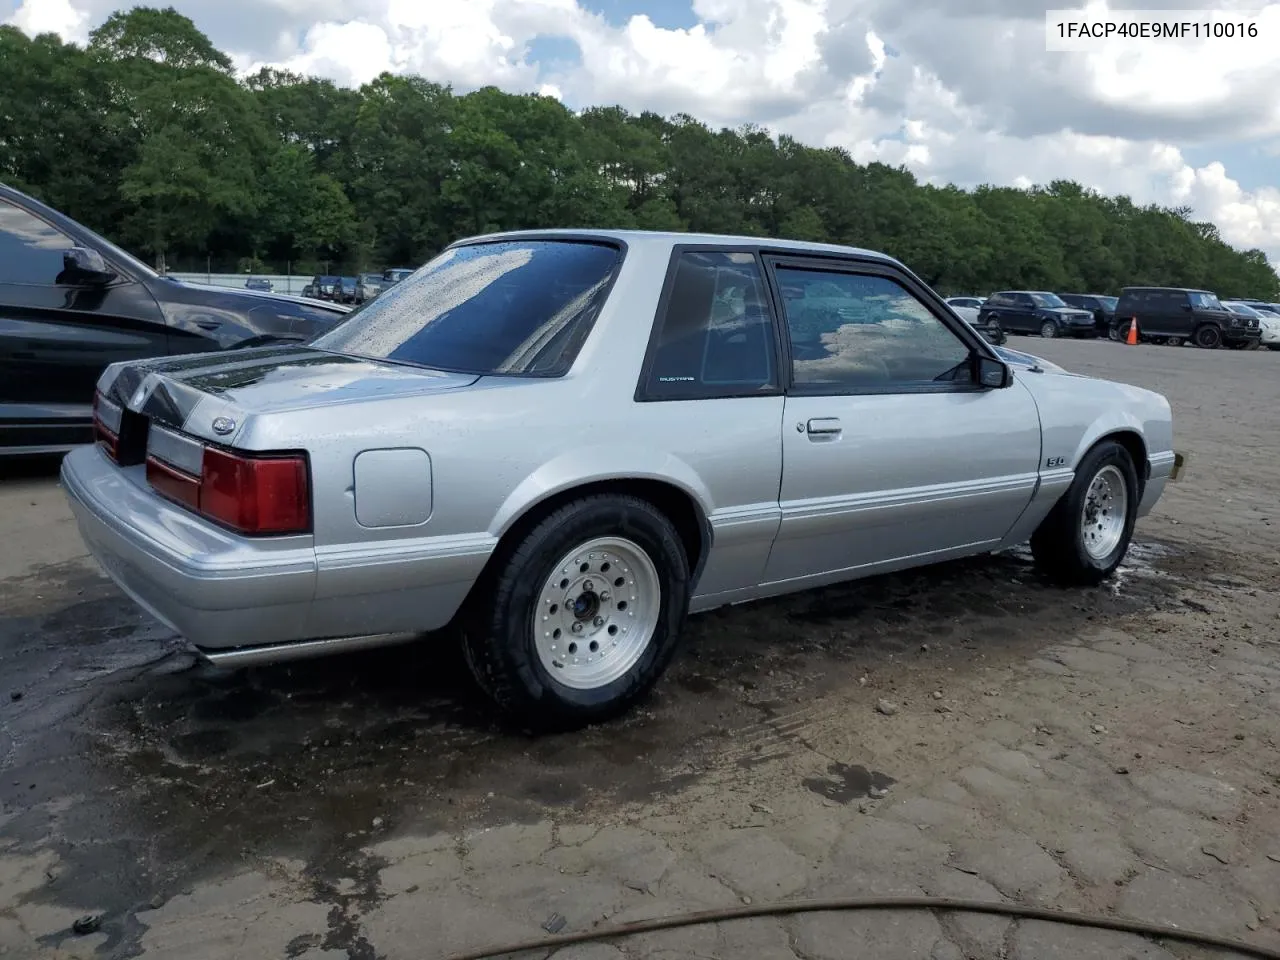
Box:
1, 337, 1279, 960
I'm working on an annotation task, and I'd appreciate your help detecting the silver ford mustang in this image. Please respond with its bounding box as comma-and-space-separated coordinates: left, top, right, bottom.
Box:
62, 230, 1180, 728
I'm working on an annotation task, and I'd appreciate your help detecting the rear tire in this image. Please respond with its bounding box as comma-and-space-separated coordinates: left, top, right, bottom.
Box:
1030, 441, 1139, 586
459, 495, 690, 730
1166, 337, 1184, 347
1193, 324, 1222, 349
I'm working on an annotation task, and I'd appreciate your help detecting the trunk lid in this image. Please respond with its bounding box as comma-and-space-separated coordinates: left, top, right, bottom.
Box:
98, 344, 479, 446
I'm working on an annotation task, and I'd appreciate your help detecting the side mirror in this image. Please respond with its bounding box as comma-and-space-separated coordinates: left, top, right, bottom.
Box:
977, 355, 1011, 388
62, 246, 114, 284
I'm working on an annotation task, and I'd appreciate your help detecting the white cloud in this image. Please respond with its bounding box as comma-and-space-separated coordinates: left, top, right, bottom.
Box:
9, 0, 1280, 265
5, 0, 89, 42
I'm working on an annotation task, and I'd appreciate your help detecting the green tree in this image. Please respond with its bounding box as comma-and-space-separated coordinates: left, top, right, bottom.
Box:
2, 4, 1274, 295
118, 70, 265, 262
90, 5, 232, 71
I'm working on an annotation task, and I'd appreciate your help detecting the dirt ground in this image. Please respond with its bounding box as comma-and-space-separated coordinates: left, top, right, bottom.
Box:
1, 337, 1279, 960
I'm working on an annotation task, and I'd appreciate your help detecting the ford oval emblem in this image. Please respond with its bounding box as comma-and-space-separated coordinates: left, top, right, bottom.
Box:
211, 416, 236, 436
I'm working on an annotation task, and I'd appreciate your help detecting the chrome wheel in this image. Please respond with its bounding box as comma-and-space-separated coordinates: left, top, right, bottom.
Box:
1081, 465, 1127, 560
533, 536, 661, 690
1040, 320, 1057, 338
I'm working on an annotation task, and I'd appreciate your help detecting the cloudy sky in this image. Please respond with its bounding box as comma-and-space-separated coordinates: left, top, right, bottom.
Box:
7, 0, 1280, 265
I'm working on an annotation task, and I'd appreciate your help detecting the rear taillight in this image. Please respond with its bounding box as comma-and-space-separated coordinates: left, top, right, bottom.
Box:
146, 444, 310, 536
93, 390, 119, 461
201, 448, 309, 534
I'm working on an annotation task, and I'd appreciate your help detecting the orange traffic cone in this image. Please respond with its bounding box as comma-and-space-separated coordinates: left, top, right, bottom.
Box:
1126, 316, 1139, 345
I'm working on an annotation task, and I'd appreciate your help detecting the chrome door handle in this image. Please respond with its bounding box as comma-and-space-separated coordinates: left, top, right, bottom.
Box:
806, 417, 842, 435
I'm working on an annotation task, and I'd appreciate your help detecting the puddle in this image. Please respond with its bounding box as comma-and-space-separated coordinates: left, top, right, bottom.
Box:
802, 762, 897, 804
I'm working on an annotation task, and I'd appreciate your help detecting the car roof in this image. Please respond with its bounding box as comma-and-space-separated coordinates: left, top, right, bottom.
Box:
1120, 286, 1213, 294
449, 228, 901, 267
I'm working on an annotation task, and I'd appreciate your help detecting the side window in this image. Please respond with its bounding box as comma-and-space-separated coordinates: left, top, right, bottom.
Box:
1014, 293, 1034, 308
0, 200, 75, 285
642, 251, 778, 400
775, 268, 973, 392
986, 294, 1010, 307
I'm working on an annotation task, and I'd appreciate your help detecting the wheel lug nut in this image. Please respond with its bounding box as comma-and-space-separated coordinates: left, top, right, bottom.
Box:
593, 616, 604, 627
599, 591, 610, 601
571, 621, 584, 633
583, 580, 594, 592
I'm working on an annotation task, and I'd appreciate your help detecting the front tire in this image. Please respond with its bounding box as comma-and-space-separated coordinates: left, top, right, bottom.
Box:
1193, 324, 1222, 349
460, 495, 690, 730
1030, 441, 1139, 586
1040, 320, 1058, 338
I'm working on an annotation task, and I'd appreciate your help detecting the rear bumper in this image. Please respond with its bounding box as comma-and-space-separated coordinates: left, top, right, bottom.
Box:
61, 444, 493, 659
62, 444, 318, 648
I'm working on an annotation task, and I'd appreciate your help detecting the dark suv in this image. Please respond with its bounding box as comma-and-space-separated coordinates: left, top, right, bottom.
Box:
1058, 293, 1117, 337
978, 291, 1096, 338
302, 275, 342, 301
1112, 287, 1259, 349
0, 181, 348, 455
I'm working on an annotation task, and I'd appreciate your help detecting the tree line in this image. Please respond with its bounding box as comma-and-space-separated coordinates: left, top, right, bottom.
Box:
2, 5, 1276, 298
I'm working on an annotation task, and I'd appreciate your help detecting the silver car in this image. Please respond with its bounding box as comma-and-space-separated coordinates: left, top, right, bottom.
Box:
62, 230, 1180, 728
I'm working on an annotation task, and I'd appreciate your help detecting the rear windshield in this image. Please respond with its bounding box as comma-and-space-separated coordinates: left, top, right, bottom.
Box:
311, 240, 621, 376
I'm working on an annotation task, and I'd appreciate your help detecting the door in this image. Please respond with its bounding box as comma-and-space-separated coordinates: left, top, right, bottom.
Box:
761, 258, 1043, 587
982, 292, 1034, 333
635, 248, 786, 602
1008, 292, 1039, 332
0, 198, 169, 451
1146, 290, 1188, 337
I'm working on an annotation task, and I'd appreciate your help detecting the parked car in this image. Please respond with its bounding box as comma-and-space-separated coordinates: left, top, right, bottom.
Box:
1222, 301, 1271, 350
1058, 293, 1117, 337
382, 267, 415, 286
244, 278, 274, 293
945, 296, 986, 310
1260, 316, 1280, 351
979, 291, 1096, 339
336, 276, 359, 304
1237, 299, 1280, 317
302, 275, 342, 301
1113, 287, 1260, 349
355, 273, 383, 303
0, 181, 349, 456
948, 303, 1006, 345
62, 229, 1178, 728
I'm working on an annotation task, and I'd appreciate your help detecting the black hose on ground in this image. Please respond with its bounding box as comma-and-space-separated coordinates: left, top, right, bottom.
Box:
442, 895, 1280, 960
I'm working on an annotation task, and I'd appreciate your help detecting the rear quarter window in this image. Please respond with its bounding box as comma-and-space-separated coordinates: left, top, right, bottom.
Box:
310, 240, 622, 377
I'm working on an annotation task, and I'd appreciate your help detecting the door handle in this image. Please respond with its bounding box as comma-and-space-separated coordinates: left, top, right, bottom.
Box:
196, 320, 221, 331
806, 417, 842, 435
